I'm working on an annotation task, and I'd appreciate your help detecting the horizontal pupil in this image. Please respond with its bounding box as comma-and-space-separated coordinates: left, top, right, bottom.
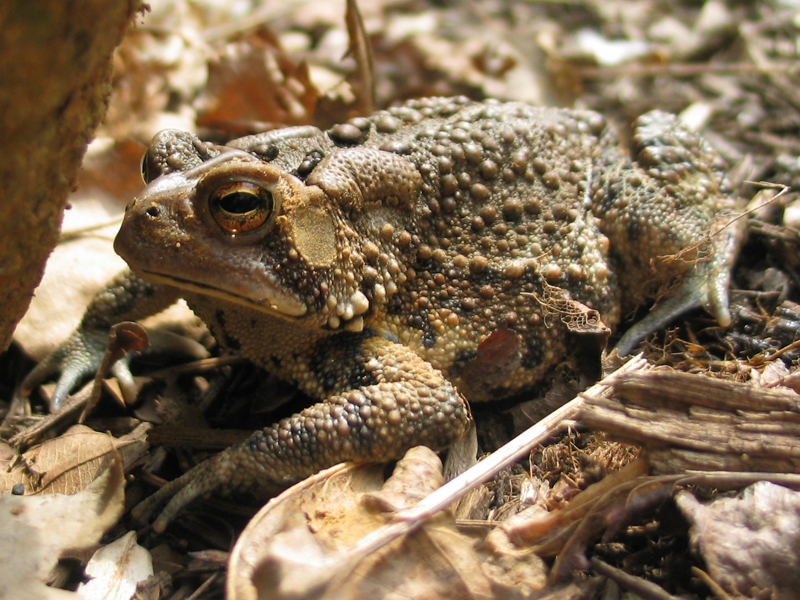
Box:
220, 191, 264, 214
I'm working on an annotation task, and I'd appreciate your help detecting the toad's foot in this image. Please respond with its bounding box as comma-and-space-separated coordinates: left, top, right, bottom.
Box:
615, 210, 742, 356
596, 110, 743, 355
19, 272, 180, 411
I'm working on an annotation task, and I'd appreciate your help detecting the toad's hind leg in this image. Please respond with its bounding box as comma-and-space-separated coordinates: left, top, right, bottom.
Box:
595, 111, 742, 355
614, 229, 739, 356
132, 335, 471, 531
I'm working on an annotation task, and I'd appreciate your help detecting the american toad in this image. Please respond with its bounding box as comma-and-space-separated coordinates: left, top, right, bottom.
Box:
23, 97, 740, 529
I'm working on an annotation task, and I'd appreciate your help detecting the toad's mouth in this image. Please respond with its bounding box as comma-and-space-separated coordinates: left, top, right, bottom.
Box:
139, 269, 309, 319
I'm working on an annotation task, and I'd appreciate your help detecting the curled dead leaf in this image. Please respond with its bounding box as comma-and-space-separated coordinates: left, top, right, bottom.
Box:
228, 447, 548, 600
677, 481, 800, 600
197, 34, 317, 133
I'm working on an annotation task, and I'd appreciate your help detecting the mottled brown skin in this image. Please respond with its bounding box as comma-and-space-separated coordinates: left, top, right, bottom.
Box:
24, 97, 739, 529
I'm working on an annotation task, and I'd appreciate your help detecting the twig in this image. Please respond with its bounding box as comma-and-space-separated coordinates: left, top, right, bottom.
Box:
590, 558, 684, 600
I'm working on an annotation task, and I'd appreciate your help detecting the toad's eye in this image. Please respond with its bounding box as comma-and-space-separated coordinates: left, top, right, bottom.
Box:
209, 181, 275, 234
140, 149, 155, 184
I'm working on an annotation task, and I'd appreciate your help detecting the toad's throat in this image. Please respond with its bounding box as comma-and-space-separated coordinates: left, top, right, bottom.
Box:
138, 269, 308, 318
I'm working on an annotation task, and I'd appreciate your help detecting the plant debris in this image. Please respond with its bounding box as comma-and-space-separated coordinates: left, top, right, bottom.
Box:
3, 0, 800, 598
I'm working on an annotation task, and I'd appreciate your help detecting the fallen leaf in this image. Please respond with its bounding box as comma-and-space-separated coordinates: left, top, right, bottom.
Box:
196, 32, 317, 133
228, 447, 508, 600
0, 450, 124, 598
1, 425, 133, 495
313, 0, 375, 127
677, 481, 800, 600
14, 210, 125, 362
77, 531, 154, 600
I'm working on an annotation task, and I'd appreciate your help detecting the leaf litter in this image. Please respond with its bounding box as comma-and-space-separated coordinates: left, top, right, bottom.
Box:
3, 0, 800, 598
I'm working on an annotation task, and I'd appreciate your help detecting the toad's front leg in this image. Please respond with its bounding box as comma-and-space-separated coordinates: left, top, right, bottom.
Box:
133, 335, 471, 531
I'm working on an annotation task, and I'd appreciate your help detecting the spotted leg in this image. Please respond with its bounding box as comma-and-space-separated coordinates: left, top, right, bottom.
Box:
132, 335, 472, 531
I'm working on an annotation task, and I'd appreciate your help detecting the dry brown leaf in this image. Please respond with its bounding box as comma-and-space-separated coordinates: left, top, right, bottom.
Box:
103, 0, 214, 140
313, 0, 375, 128
677, 481, 800, 600
750, 359, 793, 389
14, 202, 126, 361
228, 447, 500, 600
77, 138, 149, 208
0, 448, 124, 598
196, 32, 318, 133
0, 425, 134, 495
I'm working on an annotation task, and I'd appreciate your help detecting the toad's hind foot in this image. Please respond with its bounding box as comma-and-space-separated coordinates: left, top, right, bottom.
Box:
614, 211, 741, 356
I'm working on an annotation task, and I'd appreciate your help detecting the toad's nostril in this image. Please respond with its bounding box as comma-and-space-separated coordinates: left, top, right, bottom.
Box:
146, 205, 160, 218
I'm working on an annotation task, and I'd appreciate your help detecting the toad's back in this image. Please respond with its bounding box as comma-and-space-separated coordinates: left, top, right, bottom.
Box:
224, 97, 728, 400
316, 99, 622, 398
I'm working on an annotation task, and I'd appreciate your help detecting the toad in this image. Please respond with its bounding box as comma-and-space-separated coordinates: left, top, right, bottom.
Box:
23, 97, 740, 529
